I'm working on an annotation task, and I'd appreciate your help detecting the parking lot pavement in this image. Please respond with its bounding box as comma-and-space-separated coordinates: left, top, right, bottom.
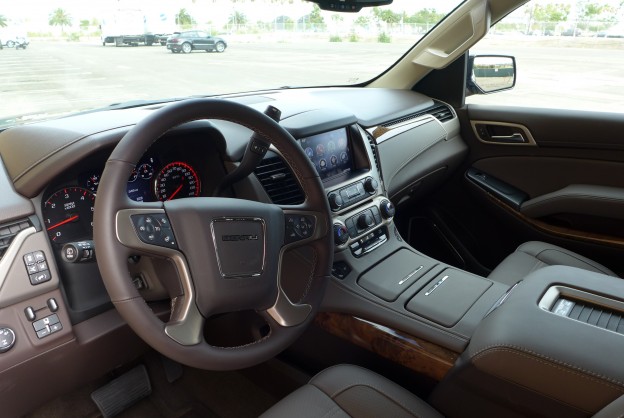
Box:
0, 40, 409, 123
1, 37, 624, 125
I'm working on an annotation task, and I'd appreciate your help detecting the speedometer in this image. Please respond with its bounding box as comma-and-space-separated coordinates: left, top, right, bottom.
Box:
154, 162, 201, 201
43, 187, 96, 243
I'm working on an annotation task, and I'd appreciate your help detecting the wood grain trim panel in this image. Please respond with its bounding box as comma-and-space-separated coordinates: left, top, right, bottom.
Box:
315, 312, 459, 381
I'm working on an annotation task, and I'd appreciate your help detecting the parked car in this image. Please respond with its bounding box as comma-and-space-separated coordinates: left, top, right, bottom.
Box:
166, 30, 227, 53
1, 35, 29, 49
3, 0, 624, 417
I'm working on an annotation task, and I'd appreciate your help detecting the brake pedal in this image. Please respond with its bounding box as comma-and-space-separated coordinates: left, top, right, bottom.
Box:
91, 364, 152, 418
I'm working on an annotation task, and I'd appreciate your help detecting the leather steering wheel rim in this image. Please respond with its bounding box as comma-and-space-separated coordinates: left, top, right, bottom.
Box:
93, 98, 332, 370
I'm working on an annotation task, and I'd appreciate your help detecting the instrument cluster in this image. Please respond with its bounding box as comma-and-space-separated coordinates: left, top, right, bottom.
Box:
42, 154, 205, 244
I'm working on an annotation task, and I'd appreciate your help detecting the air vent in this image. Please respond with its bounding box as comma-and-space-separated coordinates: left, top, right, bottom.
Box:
428, 103, 454, 122
552, 297, 624, 335
254, 155, 305, 205
381, 101, 455, 127
366, 133, 382, 175
0, 218, 32, 259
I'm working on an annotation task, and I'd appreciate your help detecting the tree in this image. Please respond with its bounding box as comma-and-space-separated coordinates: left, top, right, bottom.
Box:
354, 16, 370, 28
228, 11, 247, 31
49, 8, 72, 34
176, 8, 195, 28
372, 7, 401, 28
0, 15, 8, 28
404, 8, 444, 25
80, 19, 90, 31
528, 3, 570, 33
309, 4, 324, 25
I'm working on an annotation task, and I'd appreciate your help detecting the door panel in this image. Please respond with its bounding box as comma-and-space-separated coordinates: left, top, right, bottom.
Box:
409, 104, 624, 278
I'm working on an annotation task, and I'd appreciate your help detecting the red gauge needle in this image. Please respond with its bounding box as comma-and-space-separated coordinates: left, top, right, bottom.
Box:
47, 215, 79, 231
167, 184, 184, 201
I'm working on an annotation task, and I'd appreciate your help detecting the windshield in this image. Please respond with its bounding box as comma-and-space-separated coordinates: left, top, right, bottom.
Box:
0, 0, 464, 128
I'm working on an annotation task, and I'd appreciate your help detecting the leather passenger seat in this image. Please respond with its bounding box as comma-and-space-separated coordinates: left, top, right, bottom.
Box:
487, 241, 618, 286
261, 364, 624, 417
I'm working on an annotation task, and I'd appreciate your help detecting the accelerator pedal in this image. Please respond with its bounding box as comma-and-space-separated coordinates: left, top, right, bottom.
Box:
91, 364, 152, 418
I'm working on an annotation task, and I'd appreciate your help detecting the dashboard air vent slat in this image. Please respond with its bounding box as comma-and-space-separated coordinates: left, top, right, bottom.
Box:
381, 101, 454, 127
254, 156, 305, 205
0, 218, 32, 259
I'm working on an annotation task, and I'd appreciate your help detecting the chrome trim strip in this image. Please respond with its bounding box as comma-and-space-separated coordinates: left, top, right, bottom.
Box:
399, 265, 424, 285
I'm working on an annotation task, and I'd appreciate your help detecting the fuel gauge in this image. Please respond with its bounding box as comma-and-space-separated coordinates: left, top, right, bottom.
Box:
86, 174, 100, 192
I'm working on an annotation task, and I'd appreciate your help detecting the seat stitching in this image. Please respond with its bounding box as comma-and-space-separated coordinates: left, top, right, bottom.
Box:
471, 345, 624, 389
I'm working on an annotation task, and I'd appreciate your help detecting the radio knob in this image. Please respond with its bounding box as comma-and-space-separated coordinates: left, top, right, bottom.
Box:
357, 213, 375, 229
328, 193, 343, 210
380, 200, 396, 219
333, 224, 349, 245
364, 177, 378, 194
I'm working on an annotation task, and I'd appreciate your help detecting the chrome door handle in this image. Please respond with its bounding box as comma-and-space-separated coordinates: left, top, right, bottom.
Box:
490, 133, 526, 143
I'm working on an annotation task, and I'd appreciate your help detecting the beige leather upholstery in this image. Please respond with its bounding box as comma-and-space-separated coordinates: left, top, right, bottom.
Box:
260, 364, 443, 418
488, 241, 617, 286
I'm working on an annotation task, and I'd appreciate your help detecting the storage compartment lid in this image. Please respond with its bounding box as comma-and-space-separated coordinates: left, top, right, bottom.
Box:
406, 268, 492, 327
357, 249, 436, 302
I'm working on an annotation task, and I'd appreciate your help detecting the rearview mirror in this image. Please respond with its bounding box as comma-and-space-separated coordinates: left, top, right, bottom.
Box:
467, 55, 516, 95
306, 0, 392, 12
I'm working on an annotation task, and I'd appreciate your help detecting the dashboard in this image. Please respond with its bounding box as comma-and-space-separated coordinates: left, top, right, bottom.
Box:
0, 87, 467, 417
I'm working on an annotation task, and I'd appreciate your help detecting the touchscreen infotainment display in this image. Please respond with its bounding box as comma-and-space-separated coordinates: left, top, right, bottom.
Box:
299, 128, 352, 180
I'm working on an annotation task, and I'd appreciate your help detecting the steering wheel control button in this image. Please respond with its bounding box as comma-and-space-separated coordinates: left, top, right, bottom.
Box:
285, 215, 316, 244
131, 214, 178, 249
0, 328, 16, 353
33, 314, 62, 339
62, 240, 95, 263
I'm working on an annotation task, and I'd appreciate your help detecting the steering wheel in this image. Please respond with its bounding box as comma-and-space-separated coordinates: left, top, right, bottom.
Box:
93, 98, 332, 370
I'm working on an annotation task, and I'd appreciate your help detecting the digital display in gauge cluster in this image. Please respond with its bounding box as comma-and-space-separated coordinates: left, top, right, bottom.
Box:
126, 156, 158, 202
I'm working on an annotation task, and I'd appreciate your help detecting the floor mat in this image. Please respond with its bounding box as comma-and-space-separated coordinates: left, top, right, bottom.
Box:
25, 351, 287, 418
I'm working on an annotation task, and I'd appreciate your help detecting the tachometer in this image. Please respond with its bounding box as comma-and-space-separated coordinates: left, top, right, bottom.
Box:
43, 187, 96, 243
154, 162, 201, 201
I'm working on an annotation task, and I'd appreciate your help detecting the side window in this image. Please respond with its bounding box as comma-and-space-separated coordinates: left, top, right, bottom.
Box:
466, 0, 624, 113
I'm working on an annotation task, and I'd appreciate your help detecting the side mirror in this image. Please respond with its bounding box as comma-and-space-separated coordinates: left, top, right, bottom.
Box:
467, 55, 516, 95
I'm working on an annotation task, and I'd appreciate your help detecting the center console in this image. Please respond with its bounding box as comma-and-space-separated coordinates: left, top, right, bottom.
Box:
288, 114, 624, 416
